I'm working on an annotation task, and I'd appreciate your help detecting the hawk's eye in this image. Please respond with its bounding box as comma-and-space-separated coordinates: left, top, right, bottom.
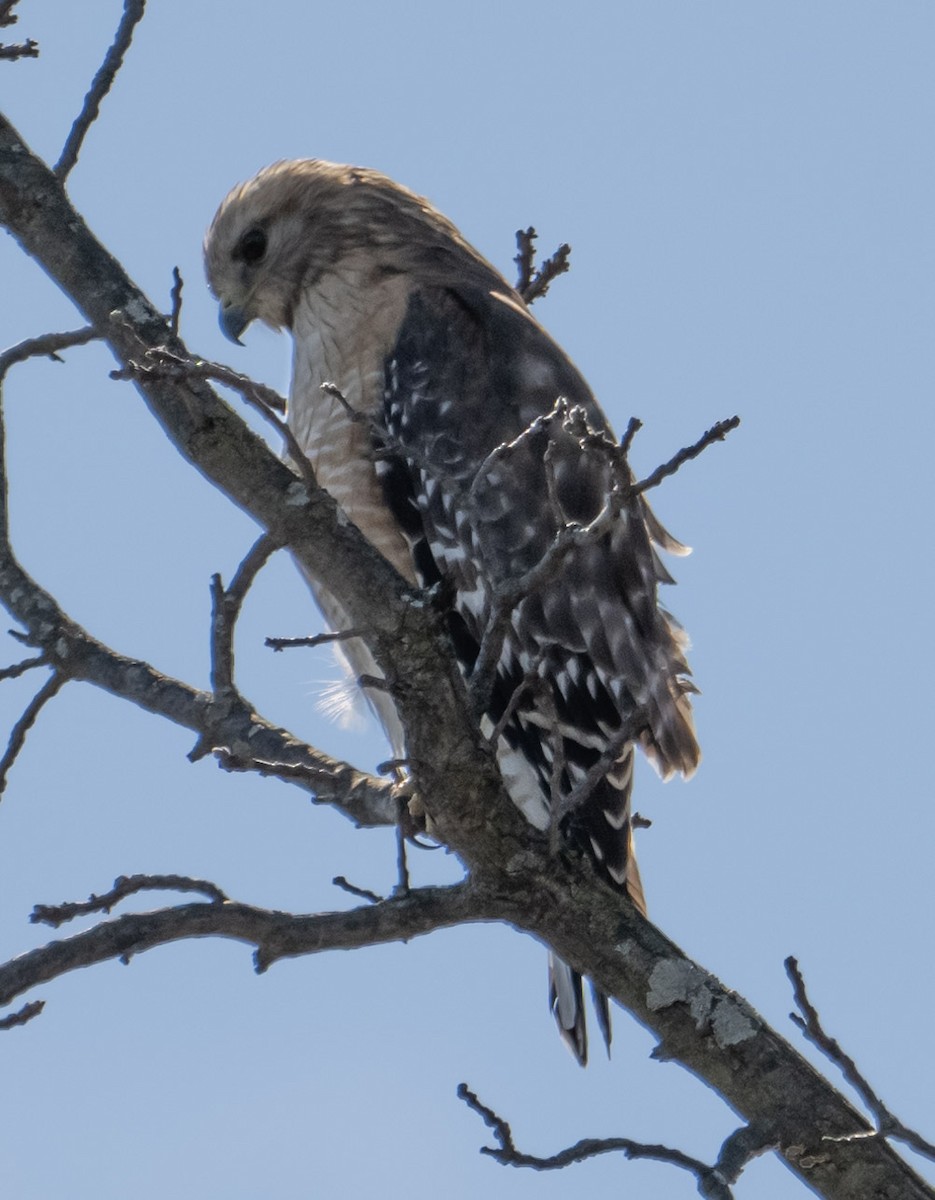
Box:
238, 227, 267, 264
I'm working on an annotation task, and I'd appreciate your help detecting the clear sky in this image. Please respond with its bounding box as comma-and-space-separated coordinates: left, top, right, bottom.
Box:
1, 3, 933, 1198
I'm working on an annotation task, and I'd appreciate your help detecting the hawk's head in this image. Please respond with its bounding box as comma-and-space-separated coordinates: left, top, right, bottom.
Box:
204, 158, 504, 344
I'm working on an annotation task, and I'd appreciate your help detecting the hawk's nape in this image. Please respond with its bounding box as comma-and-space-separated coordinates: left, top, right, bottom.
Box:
204, 159, 700, 1065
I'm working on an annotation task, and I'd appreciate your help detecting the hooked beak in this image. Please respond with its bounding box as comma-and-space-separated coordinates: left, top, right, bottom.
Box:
218, 301, 251, 345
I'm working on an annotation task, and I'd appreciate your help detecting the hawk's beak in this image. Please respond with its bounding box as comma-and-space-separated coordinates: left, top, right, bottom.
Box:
218, 301, 250, 345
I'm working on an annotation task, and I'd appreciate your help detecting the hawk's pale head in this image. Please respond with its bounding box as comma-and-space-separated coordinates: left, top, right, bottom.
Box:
204, 158, 503, 344
204, 160, 354, 341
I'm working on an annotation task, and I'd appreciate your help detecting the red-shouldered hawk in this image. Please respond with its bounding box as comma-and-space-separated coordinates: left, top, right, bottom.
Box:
204, 160, 700, 1064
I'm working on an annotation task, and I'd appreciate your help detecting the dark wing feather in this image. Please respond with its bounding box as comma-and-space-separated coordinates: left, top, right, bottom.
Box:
377, 284, 699, 1061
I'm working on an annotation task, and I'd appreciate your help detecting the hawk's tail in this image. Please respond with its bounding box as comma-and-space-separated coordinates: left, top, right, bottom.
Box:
549, 748, 647, 1066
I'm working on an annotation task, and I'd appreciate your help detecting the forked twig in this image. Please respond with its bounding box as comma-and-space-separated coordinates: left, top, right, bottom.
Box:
786, 956, 935, 1162
458, 1083, 735, 1197
514, 228, 572, 304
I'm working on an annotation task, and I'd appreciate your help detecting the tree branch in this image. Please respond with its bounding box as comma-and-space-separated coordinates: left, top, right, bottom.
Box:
0, 876, 500, 1010
209, 534, 279, 697
786, 956, 935, 1163
0, 1000, 44, 1029
514, 227, 572, 303
0, 327, 99, 381
54, 0, 147, 180
0, 668, 65, 796
31, 873, 230, 928
458, 1082, 735, 1198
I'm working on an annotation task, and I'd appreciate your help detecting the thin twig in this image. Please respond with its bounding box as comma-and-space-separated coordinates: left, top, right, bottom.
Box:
0, 653, 47, 681
620, 415, 643, 459
540, 682, 567, 855
631, 416, 740, 499
54, 0, 147, 179
0, 671, 66, 797
31, 873, 229, 929
112, 349, 286, 414
554, 716, 640, 826
486, 662, 540, 749
0, 37, 36, 60
0, 999, 44, 1029
786, 956, 935, 1163
266, 628, 365, 652
514, 227, 537, 296
395, 790, 411, 894
457, 1083, 734, 1197
0, 327, 99, 383
514, 227, 573, 304
210, 535, 278, 694
523, 242, 572, 304
112, 352, 325, 495
320, 381, 368, 426
169, 267, 183, 338
332, 876, 382, 905
215, 752, 396, 827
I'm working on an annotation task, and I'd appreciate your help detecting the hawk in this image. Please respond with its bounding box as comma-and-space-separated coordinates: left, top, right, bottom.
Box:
204, 160, 700, 1064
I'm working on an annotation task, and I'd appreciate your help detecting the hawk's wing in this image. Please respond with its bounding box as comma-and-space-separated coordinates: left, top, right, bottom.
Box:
377, 284, 699, 1061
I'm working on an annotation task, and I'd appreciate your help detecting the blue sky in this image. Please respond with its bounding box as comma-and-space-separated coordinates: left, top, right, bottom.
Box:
1, 3, 933, 1197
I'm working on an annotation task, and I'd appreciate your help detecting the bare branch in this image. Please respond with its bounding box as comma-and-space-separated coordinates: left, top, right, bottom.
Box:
266, 628, 366, 652
620, 414, 643, 459
394, 792, 411, 893
0, 653, 47, 681
551, 715, 640, 826
514, 227, 537, 295
0, 365, 392, 826
457, 1083, 734, 1198
332, 876, 382, 904
216, 751, 395, 827
0, 0, 23, 27
0, 6, 35, 60
320, 381, 371, 427
0, 37, 37, 61
786, 956, 935, 1163
631, 416, 741, 499
486, 661, 540, 749
514, 227, 572, 304
111, 349, 286, 415
523, 242, 572, 304
714, 1123, 781, 1187
0, 1000, 44, 1029
0, 670, 66, 797
0, 879, 499, 1009
0, 327, 99, 382
169, 266, 183, 338
0, 499, 390, 822
31, 873, 230, 929
112, 349, 325, 496
54, 0, 147, 179
210, 534, 279, 695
